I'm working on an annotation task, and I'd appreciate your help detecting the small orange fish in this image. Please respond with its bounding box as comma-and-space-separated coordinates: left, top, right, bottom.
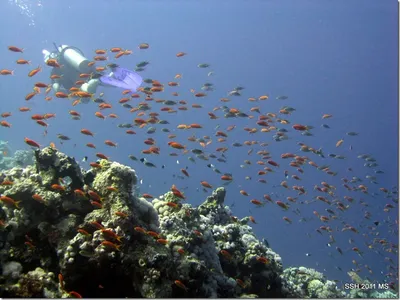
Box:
171, 185, 186, 199
156, 238, 168, 245
74, 189, 86, 198
95, 111, 106, 119
81, 129, 94, 136
250, 199, 264, 206
101, 229, 123, 242
256, 256, 270, 264
90, 221, 104, 230
96, 153, 108, 160
95, 49, 107, 55
77, 228, 91, 236
110, 47, 123, 53
138, 43, 149, 49
336, 139, 344, 147
322, 114, 332, 119
193, 230, 202, 237
90, 201, 103, 209
86, 143, 96, 149
180, 169, 189, 177
168, 142, 185, 150
276, 201, 289, 210
55, 91, 69, 98
101, 240, 121, 251
283, 217, 292, 224
249, 216, 257, 224
0, 195, 21, 208
25, 241, 35, 249
36, 120, 48, 127
24, 137, 40, 148
16, 59, 30, 65
46, 59, 61, 68
68, 291, 82, 298
106, 186, 118, 192
79, 73, 91, 78
195, 92, 206, 97
28, 66, 41, 77
240, 190, 249, 196
104, 140, 117, 147
115, 211, 128, 218
88, 190, 102, 202
0, 121, 11, 128
43, 113, 56, 119
25, 91, 37, 100
8, 46, 24, 52
236, 279, 247, 288
32, 194, 45, 203
220, 249, 232, 260
200, 181, 212, 188
142, 193, 154, 199
58, 273, 65, 290
90, 162, 102, 169
174, 280, 188, 291
0, 180, 13, 186
166, 202, 179, 208
69, 110, 80, 117
147, 231, 160, 238
220, 175, 233, 181
0, 69, 14, 75
51, 184, 65, 192
94, 55, 108, 61
99, 103, 112, 110
114, 51, 125, 59
134, 226, 147, 234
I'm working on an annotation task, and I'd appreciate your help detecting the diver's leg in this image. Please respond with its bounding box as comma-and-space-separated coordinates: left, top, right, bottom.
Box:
81, 79, 100, 94
52, 82, 61, 93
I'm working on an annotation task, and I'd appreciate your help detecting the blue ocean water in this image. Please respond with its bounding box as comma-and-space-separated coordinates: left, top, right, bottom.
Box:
0, 0, 398, 290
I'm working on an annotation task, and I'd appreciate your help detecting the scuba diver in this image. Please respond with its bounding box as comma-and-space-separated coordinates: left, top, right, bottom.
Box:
42, 43, 143, 103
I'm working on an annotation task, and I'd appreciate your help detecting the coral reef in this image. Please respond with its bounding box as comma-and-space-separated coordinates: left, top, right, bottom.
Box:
0, 140, 34, 171
281, 267, 345, 298
0, 147, 397, 298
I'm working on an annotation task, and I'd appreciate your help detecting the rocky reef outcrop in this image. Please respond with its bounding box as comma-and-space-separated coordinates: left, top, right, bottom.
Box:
0, 147, 397, 298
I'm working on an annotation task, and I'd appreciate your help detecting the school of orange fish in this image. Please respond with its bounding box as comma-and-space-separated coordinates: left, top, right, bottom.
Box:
0, 44, 398, 291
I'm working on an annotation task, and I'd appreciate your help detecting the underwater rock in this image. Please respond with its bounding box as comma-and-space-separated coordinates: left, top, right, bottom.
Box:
34, 147, 84, 189
3, 267, 58, 298
2, 261, 22, 280
0, 148, 396, 298
280, 267, 346, 298
0, 140, 34, 171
